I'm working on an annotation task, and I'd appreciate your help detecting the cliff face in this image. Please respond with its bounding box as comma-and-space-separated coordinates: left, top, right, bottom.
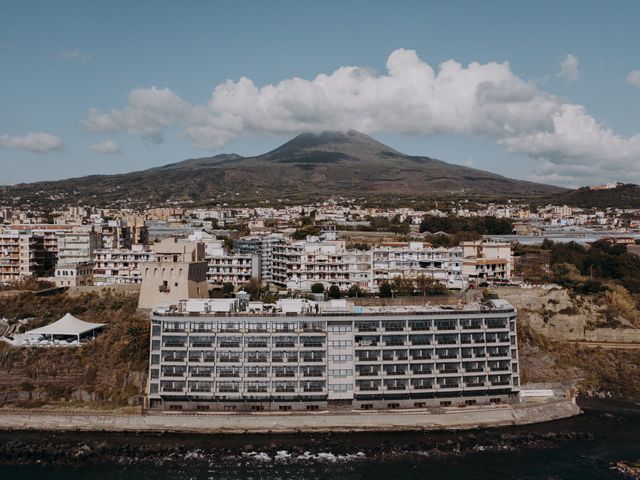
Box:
499, 287, 640, 343
497, 286, 640, 399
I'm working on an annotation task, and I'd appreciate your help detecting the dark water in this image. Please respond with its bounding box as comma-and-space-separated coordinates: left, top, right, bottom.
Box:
1, 399, 639, 479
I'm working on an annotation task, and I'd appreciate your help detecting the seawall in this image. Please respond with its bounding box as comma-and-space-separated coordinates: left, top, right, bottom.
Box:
0, 398, 580, 434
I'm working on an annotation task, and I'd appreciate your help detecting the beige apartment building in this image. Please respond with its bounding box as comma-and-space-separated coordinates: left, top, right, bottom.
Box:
0, 232, 46, 283
461, 241, 513, 283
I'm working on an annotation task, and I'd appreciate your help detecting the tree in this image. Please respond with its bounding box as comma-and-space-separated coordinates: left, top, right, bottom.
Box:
379, 281, 393, 298
292, 226, 321, 240
243, 277, 263, 300
222, 283, 235, 295
392, 276, 414, 296
310, 283, 325, 294
347, 285, 363, 297
327, 285, 342, 299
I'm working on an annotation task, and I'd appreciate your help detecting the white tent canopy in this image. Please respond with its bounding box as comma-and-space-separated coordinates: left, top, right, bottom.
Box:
25, 313, 105, 341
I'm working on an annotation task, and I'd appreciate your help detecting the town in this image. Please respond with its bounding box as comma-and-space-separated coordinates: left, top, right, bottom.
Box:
2, 190, 639, 293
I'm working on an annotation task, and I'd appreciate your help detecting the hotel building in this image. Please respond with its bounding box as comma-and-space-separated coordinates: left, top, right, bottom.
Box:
147, 298, 519, 411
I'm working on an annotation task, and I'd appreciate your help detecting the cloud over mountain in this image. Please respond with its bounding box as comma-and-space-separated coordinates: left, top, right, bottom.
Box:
90, 139, 121, 154
0, 132, 64, 153
84, 49, 640, 183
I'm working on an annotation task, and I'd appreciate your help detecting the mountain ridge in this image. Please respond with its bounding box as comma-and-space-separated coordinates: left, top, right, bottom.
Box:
1, 130, 566, 207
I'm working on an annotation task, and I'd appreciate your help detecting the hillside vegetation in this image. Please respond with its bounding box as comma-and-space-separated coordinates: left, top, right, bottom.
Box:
0, 291, 148, 409
547, 183, 640, 209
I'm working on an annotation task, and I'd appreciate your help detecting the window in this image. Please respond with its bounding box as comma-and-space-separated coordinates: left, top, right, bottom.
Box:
328, 369, 353, 377
329, 383, 353, 392
328, 325, 352, 333
328, 354, 353, 362
328, 340, 352, 348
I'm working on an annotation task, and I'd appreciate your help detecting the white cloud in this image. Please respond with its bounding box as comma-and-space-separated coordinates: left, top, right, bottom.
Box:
90, 139, 121, 154
558, 54, 580, 82
58, 49, 92, 62
84, 49, 640, 185
0, 132, 64, 153
627, 70, 640, 88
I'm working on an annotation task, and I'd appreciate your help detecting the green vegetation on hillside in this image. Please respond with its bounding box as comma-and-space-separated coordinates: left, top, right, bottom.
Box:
548, 183, 640, 209
547, 239, 640, 294
0, 291, 148, 408
419, 215, 514, 235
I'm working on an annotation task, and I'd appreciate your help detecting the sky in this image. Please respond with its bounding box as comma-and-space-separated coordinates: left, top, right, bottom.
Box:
1, 0, 640, 188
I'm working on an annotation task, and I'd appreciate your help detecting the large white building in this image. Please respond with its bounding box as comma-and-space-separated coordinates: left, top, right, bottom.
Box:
372, 242, 465, 289
188, 231, 259, 288
147, 298, 520, 411
57, 230, 101, 267
233, 233, 284, 282
271, 239, 373, 291
92, 245, 154, 285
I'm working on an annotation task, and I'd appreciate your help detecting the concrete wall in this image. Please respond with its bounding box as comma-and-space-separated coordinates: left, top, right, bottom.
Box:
0, 398, 580, 434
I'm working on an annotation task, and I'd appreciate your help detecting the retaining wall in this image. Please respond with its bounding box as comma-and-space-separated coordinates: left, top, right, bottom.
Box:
0, 398, 580, 434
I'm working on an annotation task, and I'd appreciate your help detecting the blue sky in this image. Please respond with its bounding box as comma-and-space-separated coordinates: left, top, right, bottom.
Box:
1, 0, 640, 187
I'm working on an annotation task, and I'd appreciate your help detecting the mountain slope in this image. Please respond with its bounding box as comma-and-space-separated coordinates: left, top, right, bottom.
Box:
2, 130, 565, 207
547, 183, 640, 209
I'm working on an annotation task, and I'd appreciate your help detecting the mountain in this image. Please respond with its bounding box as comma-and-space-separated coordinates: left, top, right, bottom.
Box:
2, 130, 565, 207
547, 183, 640, 209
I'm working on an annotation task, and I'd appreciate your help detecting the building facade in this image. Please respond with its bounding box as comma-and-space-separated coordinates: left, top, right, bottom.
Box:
137, 238, 209, 310
0, 232, 46, 283
271, 239, 373, 291
147, 298, 519, 411
57, 230, 101, 267
461, 241, 513, 283
233, 233, 284, 282
372, 242, 465, 289
54, 262, 94, 287
92, 245, 154, 285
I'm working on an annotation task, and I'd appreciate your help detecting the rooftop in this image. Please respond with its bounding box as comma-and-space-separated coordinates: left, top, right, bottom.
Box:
151, 297, 515, 317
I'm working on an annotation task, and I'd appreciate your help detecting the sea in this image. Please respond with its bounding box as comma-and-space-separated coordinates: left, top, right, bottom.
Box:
0, 398, 638, 480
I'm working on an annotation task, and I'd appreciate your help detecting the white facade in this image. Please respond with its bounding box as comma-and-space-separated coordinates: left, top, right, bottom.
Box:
57, 230, 101, 267
93, 245, 154, 285
148, 298, 520, 411
372, 242, 465, 289
272, 239, 372, 291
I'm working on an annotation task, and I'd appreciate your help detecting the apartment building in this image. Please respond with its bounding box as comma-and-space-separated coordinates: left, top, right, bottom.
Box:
372, 242, 465, 289
99, 221, 132, 250
147, 298, 519, 411
461, 241, 513, 283
54, 262, 94, 287
92, 245, 155, 285
271, 239, 373, 291
233, 233, 284, 282
0, 232, 46, 283
57, 230, 102, 267
8, 224, 72, 270
187, 231, 260, 288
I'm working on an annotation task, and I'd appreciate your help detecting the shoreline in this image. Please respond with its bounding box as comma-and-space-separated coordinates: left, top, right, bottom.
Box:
0, 398, 580, 434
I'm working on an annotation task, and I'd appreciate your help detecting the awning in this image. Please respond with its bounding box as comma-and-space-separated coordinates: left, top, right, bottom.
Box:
26, 313, 106, 337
